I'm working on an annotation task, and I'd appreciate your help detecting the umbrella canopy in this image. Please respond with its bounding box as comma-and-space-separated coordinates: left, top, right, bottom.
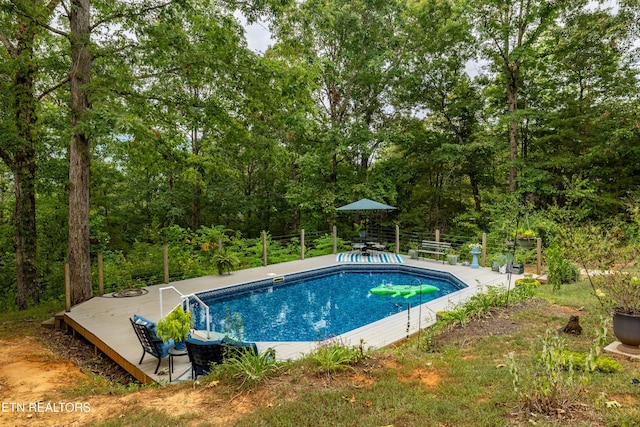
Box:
336, 198, 396, 211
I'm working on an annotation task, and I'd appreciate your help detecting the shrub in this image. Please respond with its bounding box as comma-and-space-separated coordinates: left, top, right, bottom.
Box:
507, 329, 587, 415
217, 348, 280, 389
546, 246, 579, 289
308, 337, 366, 376
507, 322, 616, 416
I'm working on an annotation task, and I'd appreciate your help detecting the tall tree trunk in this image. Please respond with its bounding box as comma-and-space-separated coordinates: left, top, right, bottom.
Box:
68, 0, 93, 306
469, 170, 481, 212
14, 157, 38, 308
191, 128, 201, 229
506, 64, 519, 193
5, 11, 40, 309
192, 180, 201, 229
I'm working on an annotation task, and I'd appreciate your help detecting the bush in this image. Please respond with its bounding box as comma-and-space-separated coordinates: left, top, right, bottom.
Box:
214, 348, 280, 389
507, 322, 615, 416
307, 338, 366, 376
546, 246, 579, 289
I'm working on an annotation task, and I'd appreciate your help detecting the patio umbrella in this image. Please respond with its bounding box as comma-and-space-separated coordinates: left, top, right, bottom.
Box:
336, 198, 396, 211
336, 198, 396, 241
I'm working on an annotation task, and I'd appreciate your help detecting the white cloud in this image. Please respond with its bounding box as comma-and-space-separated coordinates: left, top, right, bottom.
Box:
235, 12, 273, 53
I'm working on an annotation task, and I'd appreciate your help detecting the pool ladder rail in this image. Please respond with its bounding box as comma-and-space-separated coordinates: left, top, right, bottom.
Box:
159, 286, 212, 339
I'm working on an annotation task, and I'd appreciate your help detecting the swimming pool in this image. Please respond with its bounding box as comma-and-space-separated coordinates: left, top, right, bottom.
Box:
189, 264, 467, 342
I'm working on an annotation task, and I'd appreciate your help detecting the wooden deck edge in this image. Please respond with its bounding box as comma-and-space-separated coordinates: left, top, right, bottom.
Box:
63, 314, 155, 385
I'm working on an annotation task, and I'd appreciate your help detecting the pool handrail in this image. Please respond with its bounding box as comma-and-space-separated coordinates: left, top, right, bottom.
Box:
159, 286, 211, 339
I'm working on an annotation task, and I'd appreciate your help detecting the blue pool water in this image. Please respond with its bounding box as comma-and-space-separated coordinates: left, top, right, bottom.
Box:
190, 265, 466, 342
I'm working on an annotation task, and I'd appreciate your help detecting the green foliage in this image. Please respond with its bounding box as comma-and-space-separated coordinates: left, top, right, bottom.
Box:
212, 249, 240, 275
2, 0, 640, 314
307, 338, 366, 376
554, 350, 622, 373
507, 321, 618, 417
513, 276, 541, 298
307, 233, 348, 256
221, 307, 245, 341
546, 246, 580, 289
507, 329, 587, 415
563, 222, 640, 314
156, 307, 192, 343
423, 281, 538, 352
516, 228, 536, 239
214, 348, 280, 389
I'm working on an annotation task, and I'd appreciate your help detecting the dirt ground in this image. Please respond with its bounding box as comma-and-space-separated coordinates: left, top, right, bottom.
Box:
0, 328, 261, 427
0, 299, 585, 426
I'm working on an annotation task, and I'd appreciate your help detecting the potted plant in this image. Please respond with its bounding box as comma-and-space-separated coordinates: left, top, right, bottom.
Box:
408, 241, 419, 260
213, 248, 240, 275
515, 275, 540, 287
446, 248, 458, 265
572, 227, 640, 348
516, 228, 536, 249
509, 254, 525, 274
491, 254, 507, 272
156, 306, 193, 350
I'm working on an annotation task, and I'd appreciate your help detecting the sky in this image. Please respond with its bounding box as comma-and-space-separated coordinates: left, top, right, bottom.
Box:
235, 13, 273, 53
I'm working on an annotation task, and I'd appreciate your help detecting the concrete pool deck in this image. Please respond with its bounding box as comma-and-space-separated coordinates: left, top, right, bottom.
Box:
63, 253, 523, 384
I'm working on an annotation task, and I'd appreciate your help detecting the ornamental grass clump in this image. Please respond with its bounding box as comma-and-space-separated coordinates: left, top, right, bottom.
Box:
217, 348, 280, 389
308, 337, 367, 376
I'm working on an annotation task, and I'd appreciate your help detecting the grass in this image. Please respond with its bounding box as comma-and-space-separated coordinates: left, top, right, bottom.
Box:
0, 299, 64, 339
6, 277, 640, 426
226, 279, 640, 426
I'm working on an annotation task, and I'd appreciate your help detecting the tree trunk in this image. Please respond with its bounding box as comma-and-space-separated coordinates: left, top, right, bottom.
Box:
192, 180, 201, 229
14, 157, 39, 308
506, 64, 519, 193
68, 0, 93, 306
468, 170, 481, 212
8, 11, 40, 309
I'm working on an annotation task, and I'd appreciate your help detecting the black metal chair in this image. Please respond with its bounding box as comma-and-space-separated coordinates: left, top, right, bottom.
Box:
221, 337, 259, 359
130, 317, 174, 374
185, 338, 226, 379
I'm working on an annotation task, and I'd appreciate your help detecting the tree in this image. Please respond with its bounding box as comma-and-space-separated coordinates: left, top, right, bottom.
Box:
471, 0, 575, 192
399, 0, 491, 215
66, 0, 93, 305
521, 5, 640, 215
0, 0, 59, 308
273, 0, 406, 226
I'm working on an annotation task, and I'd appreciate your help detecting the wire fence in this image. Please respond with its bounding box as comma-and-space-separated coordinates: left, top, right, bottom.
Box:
87, 226, 542, 296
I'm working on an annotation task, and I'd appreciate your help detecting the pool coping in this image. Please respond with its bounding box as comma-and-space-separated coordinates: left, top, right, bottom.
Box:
64, 253, 521, 384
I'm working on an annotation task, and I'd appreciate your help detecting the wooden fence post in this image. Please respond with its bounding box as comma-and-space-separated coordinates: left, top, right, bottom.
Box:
537, 238, 542, 275
301, 229, 305, 260
97, 252, 104, 296
435, 229, 440, 261
164, 244, 169, 284
395, 224, 400, 254
65, 263, 71, 312
262, 231, 268, 266
333, 225, 337, 254
481, 233, 487, 267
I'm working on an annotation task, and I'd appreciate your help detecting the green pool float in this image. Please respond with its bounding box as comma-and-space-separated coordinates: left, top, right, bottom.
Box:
369, 283, 440, 299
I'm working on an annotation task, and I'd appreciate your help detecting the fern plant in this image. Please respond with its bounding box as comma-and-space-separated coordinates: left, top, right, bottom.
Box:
212, 249, 240, 275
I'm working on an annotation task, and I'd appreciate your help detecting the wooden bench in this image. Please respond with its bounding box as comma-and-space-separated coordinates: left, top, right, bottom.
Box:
416, 240, 451, 263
